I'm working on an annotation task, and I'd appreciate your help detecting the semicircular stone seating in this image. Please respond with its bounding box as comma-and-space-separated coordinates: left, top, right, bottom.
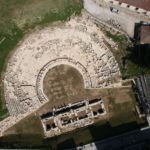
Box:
1, 12, 121, 136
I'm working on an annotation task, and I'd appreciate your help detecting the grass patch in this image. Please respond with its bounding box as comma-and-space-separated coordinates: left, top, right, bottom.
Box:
0, 0, 83, 31
0, 0, 83, 120
95, 23, 99, 27
122, 80, 132, 86
0, 23, 24, 119
105, 30, 127, 45
127, 89, 136, 103
5, 113, 44, 136
107, 87, 146, 130
104, 30, 141, 78
108, 96, 133, 114
2, 88, 147, 148
0, 88, 9, 120
1, 116, 146, 149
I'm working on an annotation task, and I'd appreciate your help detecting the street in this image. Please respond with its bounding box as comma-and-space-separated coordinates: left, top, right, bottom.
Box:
66, 1, 150, 149
84, 0, 150, 38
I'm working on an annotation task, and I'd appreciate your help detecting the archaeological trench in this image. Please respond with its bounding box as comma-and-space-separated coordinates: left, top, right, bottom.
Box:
0, 11, 124, 138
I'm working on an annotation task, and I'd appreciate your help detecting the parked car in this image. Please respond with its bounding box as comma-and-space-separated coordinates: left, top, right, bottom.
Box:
110, 7, 120, 14
140, 21, 150, 26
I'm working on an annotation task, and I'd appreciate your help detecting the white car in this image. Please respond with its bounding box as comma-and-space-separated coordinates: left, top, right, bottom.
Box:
111, 7, 120, 14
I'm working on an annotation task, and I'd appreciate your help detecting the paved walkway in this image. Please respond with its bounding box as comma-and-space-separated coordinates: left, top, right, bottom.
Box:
84, 0, 150, 38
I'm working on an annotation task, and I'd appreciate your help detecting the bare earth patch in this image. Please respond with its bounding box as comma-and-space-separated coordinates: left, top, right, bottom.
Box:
115, 89, 132, 103
43, 65, 84, 105
92, 104, 102, 112
3, 65, 147, 148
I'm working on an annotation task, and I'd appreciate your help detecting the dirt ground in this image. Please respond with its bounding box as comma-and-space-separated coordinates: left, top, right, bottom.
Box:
5, 65, 136, 134
115, 89, 132, 103
91, 104, 101, 112
43, 65, 86, 109
61, 116, 70, 121
77, 110, 86, 118
71, 114, 77, 121
3, 65, 147, 148
45, 119, 54, 126
41, 65, 106, 116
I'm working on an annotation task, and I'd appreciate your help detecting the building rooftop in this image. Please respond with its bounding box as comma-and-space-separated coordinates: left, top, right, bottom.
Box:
140, 26, 150, 44
116, 0, 150, 11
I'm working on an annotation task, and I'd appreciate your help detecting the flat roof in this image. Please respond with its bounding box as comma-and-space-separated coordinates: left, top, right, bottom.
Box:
116, 0, 150, 11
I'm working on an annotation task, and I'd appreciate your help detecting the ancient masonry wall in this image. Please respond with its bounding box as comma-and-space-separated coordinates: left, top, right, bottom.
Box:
0, 11, 122, 136
41, 98, 106, 138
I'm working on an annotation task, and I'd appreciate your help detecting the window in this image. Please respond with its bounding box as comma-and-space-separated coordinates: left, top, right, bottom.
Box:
127, 5, 130, 8
118, 2, 122, 5
135, 7, 139, 10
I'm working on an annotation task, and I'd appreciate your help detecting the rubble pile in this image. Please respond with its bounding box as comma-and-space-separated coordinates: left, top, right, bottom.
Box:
0, 11, 122, 136
41, 98, 106, 138
108, 19, 121, 29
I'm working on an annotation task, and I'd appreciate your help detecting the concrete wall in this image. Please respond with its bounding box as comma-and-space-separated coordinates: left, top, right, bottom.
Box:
101, 0, 150, 16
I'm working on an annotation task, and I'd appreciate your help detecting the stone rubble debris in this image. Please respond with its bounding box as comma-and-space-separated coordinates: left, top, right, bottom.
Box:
0, 11, 122, 136
41, 98, 106, 138
108, 19, 121, 29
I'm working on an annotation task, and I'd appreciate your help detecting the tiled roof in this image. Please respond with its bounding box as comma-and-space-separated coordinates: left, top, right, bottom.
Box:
140, 26, 150, 44
116, 0, 150, 11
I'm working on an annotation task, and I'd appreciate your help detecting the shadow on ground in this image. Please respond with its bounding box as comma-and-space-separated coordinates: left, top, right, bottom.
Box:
0, 121, 147, 149
88, 121, 145, 142
57, 138, 77, 149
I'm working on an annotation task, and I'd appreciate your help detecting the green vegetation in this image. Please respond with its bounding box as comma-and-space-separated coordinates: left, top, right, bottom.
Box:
0, 0, 83, 31
95, 23, 99, 27
105, 31, 126, 45
13, 114, 43, 135
0, 109, 9, 121
104, 30, 141, 79
138, 43, 150, 74
2, 88, 147, 149
122, 80, 132, 86
108, 89, 147, 130
135, 40, 140, 46
127, 89, 136, 103
0, 0, 83, 120
107, 88, 147, 127
0, 89, 9, 121
0, 1, 148, 148
108, 91, 133, 114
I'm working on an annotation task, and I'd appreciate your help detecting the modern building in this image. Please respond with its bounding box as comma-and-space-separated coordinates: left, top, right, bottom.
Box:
98, 0, 150, 16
